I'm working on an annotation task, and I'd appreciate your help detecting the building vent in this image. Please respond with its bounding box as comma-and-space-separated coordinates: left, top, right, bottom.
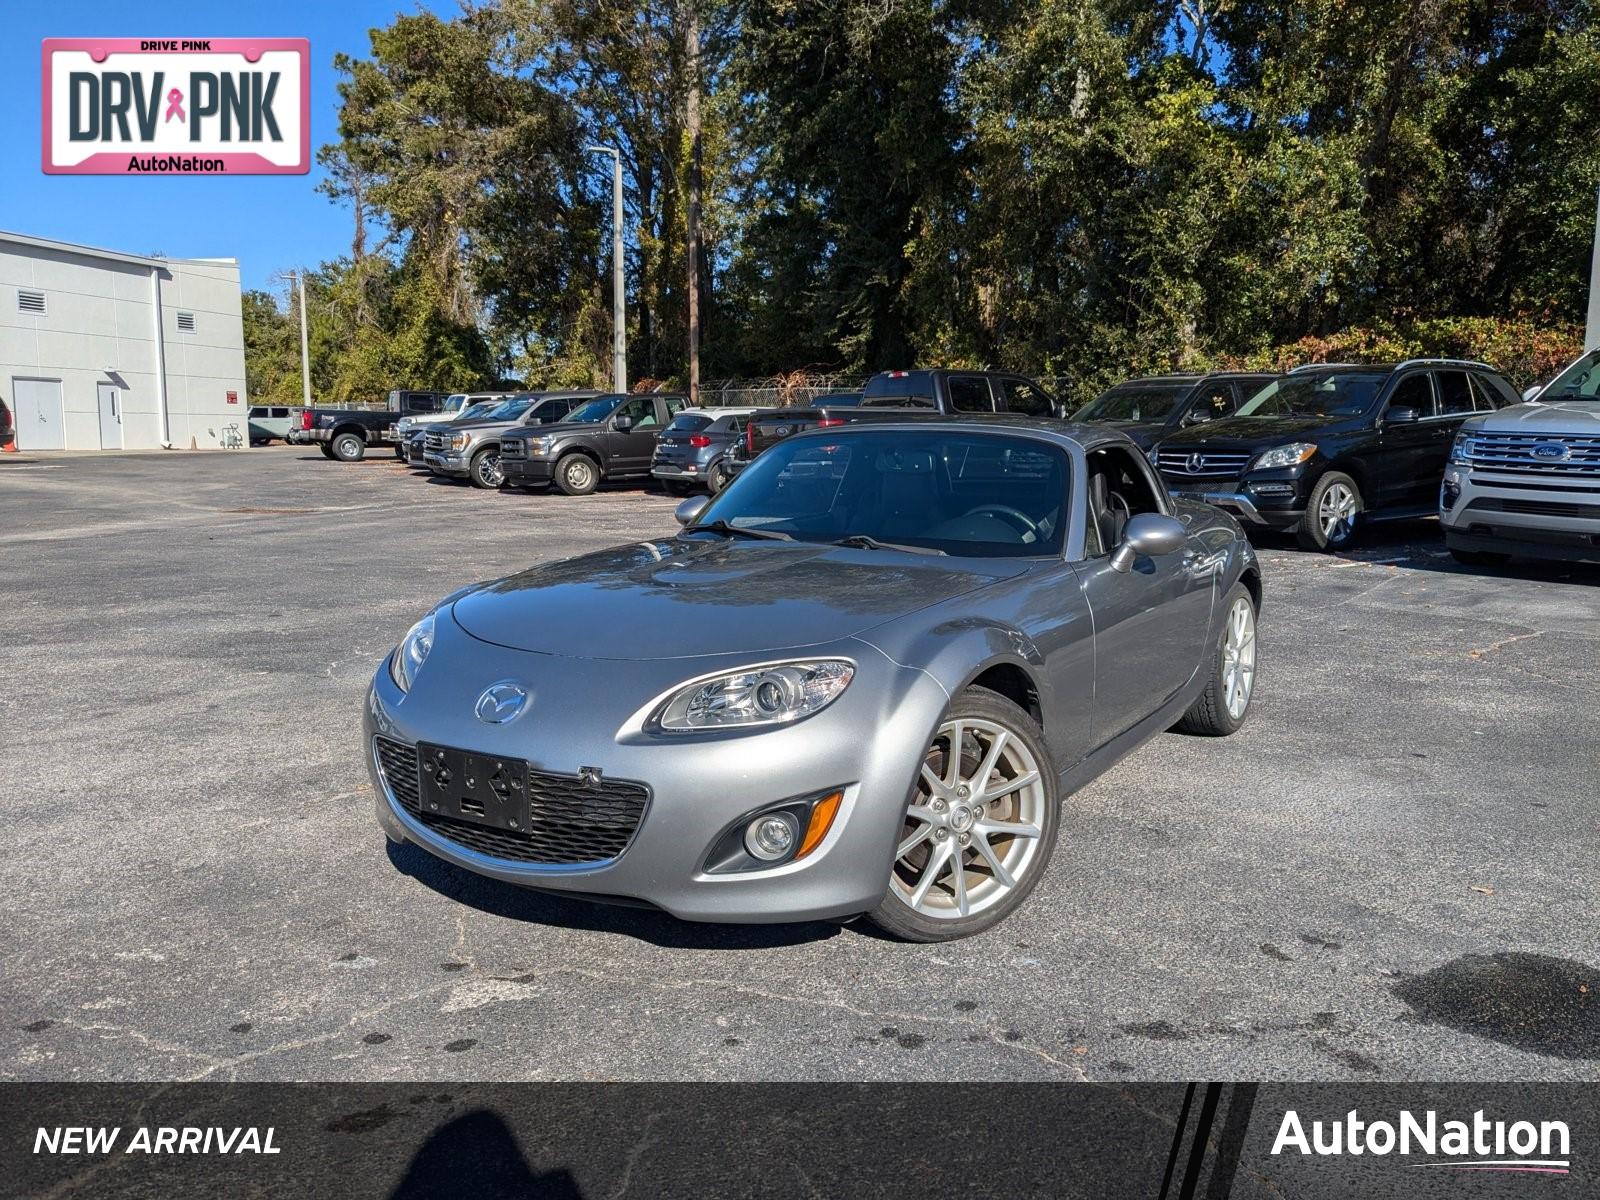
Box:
176, 311, 196, 332
17, 289, 45, 314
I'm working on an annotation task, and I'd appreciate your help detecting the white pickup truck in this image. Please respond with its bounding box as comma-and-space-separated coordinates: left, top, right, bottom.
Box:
1441, 348, 1600, 565
393, 392, 518, 462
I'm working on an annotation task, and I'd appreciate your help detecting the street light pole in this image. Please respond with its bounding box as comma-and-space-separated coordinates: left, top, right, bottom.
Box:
585, 144, 627, 392
297, 270, 312, 406
1586, 185, 1600, 353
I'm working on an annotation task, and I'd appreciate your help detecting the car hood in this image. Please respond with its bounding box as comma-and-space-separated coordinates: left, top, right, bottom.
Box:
1158, 413, 1352, 450
1469, 400, 1600, 432
450, 538, 1026, 660
1090, 419, 1168, 448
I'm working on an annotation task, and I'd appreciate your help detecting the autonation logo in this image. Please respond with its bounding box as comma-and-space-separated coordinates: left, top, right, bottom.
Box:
1273, 1108, 1571, 1174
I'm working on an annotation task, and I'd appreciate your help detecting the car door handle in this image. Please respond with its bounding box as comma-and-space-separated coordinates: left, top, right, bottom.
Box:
1183, 549, 1225, 578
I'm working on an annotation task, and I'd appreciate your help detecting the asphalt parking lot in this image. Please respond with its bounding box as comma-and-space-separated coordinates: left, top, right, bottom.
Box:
2, 446, 1596, 1083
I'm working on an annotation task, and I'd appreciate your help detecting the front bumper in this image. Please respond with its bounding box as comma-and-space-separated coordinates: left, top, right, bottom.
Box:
424, 450, 469, 477
501, 457, 556, 486
1440, 466, 1600, 563
364, 615, 946, 923
1166, 484, 1304, 530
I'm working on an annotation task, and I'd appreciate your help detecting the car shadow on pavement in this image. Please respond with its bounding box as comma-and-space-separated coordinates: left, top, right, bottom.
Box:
386, 840, 845, 950
1253, 517, 1599, 584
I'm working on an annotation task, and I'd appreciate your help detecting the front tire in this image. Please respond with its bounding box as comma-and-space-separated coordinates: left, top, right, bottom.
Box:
468, 447, 503, 489
331, 432, 366, 462
553, 452, 599, 496
865, 688, 1060, 942
1176, 584, 1258, 736
1296, 471, 1360, 551
707, 460, 731, 495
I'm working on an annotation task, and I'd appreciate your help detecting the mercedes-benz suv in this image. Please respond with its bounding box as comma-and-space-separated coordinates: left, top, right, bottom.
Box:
1151, 360, 1520, 551
1441, 348, 1600, 566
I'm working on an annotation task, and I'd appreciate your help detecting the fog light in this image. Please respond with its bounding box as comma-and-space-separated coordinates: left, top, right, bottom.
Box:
745, 812, 799, 861
1441, 479, 1460, 509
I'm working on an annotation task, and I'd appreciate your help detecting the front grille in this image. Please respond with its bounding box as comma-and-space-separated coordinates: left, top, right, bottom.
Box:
373, 737, 648, 866
1156, 449, 1253, 480
424, 432, 448, 452
1462, 432, 1600, 478
1466, 497, 1600, 520
499, 439, 525, 460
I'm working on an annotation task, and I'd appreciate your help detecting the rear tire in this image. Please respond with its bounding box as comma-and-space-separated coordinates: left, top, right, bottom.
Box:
1449, 547, 1510, 567
864, 687, 1060, 942
663, 480, 693, 497
331, 432, 366, 462
318, 444, 337, 459
553, 453, 599, 496
394, 445, 407, 461
468, 447, 503, 489
1296, 471, 1360, 551
1176, 584, 1257, 736
707, 461, 731, 495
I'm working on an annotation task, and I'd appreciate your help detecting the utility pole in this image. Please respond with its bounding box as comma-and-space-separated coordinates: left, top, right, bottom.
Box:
685, 3, 702, 405
297, 270, 311, 406
1587, 185, 1600, 353
586, 144, 628, 392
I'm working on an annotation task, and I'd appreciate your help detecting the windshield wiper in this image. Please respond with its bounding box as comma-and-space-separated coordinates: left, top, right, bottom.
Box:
831, 534, 946, 556
686, 520, 793, 541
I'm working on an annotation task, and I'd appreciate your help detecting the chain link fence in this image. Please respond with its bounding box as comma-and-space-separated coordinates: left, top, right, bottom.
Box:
694, 373, 1082, 410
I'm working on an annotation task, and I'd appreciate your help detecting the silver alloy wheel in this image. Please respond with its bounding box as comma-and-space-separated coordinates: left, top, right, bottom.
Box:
479, 451, 503, 487
1318, 481, 1358, 542
891, 717, 1046, 920
565, 458, 594, 490
1221, 596, 1257, 719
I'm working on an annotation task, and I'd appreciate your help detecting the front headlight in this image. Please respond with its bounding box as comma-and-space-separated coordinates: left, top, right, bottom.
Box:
1249, 442, 1317, 471
1449, 432, 1475, 465
525, 436, 555, 456
388, 612, 436, 693
450, 433, 470, 451
654, 660, 854, 732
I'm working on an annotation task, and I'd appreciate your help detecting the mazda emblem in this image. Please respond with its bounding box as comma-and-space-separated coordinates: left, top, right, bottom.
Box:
474, 682, 529, 724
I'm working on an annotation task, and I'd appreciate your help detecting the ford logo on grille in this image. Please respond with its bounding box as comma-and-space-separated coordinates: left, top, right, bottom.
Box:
775, 425, 791, 436
1185, 453, 1206, 474
474, 682, 529, 724
1530, 441, 1570, 461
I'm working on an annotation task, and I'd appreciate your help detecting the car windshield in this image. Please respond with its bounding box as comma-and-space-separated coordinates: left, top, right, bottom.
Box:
1076, 384, 1189, 423
1539, 349, 1600, 401
692, 430, 1069, 558
666, 414, 714, 434
457, 401, 496, 421
482, 396, 535, 421
1236, 372, 1386, 418
565, 397, 622, 423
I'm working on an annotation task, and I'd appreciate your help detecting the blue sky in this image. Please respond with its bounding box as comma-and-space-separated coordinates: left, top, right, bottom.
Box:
1, 0, 452, 296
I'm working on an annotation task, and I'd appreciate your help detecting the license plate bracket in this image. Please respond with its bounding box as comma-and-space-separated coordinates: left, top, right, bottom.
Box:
416, 744, 530, 831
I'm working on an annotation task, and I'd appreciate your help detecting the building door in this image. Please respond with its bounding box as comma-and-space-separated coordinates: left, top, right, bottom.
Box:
97, 383, 123, 449
12, 378, 65, 451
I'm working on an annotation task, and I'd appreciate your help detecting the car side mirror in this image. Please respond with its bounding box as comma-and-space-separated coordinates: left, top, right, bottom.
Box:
1110, 513, 1187, 573
1384, 406, 1420, 425
674, 495, 710, 527
1521, 385, 1542, 402
1185, 409, 1212, 425
613, 416, 635, 432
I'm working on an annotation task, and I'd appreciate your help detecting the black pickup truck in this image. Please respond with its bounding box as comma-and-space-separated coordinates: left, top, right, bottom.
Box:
292, 390, 451, 461
730, 369, 1062, 474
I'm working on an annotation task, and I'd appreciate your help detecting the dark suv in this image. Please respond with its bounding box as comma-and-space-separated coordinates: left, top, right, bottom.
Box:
1073, 372, 1278, 450
1151, 360, 1520, 551
499, 392, 689, 495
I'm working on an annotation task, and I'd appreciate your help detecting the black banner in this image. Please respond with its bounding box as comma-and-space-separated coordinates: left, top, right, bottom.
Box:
2, 1083, 1590, 1197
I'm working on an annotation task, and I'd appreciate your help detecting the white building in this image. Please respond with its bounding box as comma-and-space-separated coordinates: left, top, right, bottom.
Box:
0, 230, 247, 451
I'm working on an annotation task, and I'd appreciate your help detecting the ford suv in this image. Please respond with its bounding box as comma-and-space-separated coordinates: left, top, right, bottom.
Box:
1441, 348, 1600, 565
1151, 360, 1519, 550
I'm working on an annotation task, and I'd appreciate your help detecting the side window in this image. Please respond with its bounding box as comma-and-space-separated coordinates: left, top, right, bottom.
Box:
999, 378, 1053, 418
1386, 373, 1436, 418
663, 396, 687, 418
271, 407, 290, 418
534, 403, 564, 424
1435, 371, 1474, 417
1184, 383, 1237, 425
249, 407, 266, 418
1083, 446, 1164, 554
947, 376, 994, 413
619, 397, 657, 428
1471, 371, 1518, 408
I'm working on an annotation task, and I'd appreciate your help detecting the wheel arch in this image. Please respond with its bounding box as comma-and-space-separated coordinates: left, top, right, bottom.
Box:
331, 422, 368, 442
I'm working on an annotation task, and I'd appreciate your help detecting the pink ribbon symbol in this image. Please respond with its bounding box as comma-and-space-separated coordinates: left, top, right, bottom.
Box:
164, 88, 185, 123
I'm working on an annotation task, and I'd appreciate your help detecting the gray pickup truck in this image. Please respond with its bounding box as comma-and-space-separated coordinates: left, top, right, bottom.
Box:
423, 391, 599, 488
1441, 348, 1600, 565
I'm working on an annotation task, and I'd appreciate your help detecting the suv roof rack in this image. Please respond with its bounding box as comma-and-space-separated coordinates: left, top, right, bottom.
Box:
1287, 362, 1371, 373
1394, 357, 1494, 371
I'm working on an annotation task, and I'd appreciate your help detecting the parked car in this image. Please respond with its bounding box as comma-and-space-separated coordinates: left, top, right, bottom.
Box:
499, 392, 690, 496
2, 395, 16, 446
1073, 372, 1278, 450
1150, 359, 1520, 551
1441, 348, 1600, 566
364, 418, 1260, 941
247, 405, 292, 444
650, 407, 761, 495
394, 392, 517, 461
723, 392, 862, 480
297, 390, 452, 460
734, 371, 1062, 475
423, 392, 597, 488
404, 399, 503, 468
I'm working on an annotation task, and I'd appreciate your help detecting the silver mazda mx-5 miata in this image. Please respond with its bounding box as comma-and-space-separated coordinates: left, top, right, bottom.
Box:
365, 419, 1261, 940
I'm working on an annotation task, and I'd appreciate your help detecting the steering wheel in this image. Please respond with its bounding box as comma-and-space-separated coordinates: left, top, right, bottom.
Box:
963, 504, 1040, 539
